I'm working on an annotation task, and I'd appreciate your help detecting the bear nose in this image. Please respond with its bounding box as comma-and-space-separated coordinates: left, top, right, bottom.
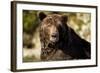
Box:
51, 33, 57, 38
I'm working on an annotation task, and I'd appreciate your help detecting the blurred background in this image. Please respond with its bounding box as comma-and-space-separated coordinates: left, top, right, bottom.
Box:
23, 10, 91, 62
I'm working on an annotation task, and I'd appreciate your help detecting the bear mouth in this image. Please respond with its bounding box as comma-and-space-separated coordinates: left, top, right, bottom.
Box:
50, 34, 59, 43
50, 37, 58, 42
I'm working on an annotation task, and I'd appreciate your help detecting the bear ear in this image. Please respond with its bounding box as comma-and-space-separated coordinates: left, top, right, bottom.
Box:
38, 12, 47, 21
62, 15, 68, 23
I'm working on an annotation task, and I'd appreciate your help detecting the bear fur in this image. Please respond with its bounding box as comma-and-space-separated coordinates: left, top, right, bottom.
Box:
39, 12, 91, 61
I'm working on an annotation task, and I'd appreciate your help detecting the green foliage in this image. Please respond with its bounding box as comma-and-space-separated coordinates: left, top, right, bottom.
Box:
23, 55, 37, 62
23, 10, 38, 34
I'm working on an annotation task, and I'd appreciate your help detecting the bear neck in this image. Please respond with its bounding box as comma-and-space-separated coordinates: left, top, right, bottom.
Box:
58, 27, 71, 50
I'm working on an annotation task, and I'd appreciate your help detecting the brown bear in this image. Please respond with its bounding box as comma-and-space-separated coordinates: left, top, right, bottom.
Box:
39, 12, 91, 61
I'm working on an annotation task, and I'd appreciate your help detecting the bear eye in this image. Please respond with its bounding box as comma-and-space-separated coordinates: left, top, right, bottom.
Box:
46, 23, 51, 27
